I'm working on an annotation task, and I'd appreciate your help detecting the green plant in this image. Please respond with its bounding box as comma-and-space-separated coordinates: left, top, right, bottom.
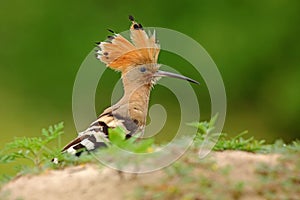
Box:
0, 122, 156, 184
189, 115, 266, 152
214, 131, 266, 152
263, 139, 300, 153
108, 127, 154, 153
0, 122, 64, 168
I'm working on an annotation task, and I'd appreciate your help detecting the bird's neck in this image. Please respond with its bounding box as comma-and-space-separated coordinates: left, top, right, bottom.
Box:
118, 81, 152, 126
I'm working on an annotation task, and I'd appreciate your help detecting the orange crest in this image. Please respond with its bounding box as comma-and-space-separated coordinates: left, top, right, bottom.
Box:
96, 16, 160, 72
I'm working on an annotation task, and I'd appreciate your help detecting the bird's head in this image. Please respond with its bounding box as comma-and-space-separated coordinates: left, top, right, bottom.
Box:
122, 63, 199, 88
96, 15, 199, 88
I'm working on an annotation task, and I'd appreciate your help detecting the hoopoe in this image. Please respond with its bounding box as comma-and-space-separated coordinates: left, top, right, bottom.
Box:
61, 16, 199, 157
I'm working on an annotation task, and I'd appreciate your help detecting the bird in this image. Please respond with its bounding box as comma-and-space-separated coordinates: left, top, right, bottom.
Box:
60, 15, 199, 158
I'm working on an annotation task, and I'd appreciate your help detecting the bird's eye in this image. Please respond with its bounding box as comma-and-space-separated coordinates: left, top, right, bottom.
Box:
140, 67, 146, 73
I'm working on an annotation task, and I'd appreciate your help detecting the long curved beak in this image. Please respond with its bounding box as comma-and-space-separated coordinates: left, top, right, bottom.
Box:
154, 70, 199, 84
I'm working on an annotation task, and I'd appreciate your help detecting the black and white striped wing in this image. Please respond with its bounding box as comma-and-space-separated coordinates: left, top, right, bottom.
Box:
62, 119, 111, 156
61, 111, 141, 156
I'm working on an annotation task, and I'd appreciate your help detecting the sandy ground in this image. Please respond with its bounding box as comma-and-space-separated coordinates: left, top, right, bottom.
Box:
0, 151, 280, 200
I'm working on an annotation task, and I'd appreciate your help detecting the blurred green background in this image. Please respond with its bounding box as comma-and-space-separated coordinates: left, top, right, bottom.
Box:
1, 0, 299, 156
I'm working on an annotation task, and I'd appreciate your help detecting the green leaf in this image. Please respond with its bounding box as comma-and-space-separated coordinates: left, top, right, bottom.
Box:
131, 138, 154, 153
108, 127, 126, 146
208, 113, 219, 129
